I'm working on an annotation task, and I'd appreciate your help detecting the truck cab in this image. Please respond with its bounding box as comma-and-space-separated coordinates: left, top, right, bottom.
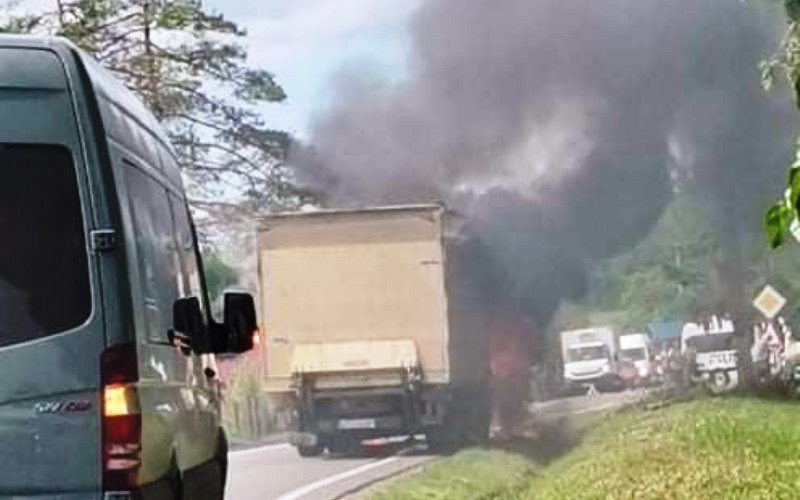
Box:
0, 35, 256, 499
564, 342, 613, 381
561, 327, 619, 390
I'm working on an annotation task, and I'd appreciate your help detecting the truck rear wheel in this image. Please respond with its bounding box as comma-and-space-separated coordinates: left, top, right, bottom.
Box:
461, 385, 490, 444
426, 427, 460, 454
296, 443, 324, 457
467, 404, 491, 444
705, 371, 730, 394
427, 385, 490, 452
327, 437, 363, 456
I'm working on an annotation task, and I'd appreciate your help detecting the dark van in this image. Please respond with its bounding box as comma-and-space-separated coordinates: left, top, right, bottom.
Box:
0, 35, 256, 499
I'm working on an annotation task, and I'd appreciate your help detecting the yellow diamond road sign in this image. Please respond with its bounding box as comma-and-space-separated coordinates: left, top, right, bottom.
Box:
753, 285, 787, 319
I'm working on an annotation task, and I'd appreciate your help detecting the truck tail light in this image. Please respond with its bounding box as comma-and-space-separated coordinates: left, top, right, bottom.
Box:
101, 344, 141, 494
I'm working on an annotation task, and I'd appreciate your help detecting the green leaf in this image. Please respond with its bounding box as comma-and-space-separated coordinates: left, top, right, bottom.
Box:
789, 166, 800, 210
765, 202, 792, 249
156, 2, 197, 29
787, 0, 800, 23
234, 69, 286, 102
9, 0, 302, 219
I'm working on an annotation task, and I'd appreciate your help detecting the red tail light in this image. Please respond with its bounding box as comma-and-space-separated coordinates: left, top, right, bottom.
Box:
101, 344, 141, 493
102, 412, 142, 491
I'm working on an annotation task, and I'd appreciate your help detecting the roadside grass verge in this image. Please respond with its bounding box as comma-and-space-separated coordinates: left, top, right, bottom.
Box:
526, 396, 800, 499
368, 448, 535, 500
368, 415, 597, 500
367, 397, 800, 499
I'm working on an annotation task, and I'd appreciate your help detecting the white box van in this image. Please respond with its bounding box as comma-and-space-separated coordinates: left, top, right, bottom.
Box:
560, 327, 620, 390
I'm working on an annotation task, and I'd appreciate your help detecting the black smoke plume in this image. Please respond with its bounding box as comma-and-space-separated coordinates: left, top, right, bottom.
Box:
291, 0, 793, 328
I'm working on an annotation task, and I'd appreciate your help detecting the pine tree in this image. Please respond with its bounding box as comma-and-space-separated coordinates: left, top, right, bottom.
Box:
2, 0, 311, 227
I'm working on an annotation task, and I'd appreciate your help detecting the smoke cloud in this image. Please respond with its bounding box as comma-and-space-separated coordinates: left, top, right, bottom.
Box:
291, 0, 794, 328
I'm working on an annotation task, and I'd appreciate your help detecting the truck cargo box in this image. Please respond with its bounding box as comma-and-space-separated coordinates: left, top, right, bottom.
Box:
258, 204, 478, 392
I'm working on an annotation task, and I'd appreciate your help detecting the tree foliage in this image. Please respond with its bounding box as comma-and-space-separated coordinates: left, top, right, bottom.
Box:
581, 194, 717, 327
202, 252, 238, 305
557, 191, 728, 331
762, 0, 800, 247
558, 185, 800, 331
2, 0, 311, 226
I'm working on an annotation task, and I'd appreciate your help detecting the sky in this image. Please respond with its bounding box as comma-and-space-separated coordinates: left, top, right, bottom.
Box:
209, 0, 423, 139
3, 0, 421, 139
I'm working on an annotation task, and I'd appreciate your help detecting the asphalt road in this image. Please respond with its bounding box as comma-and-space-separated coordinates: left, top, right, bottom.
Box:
226, 441, 434, 500
531, 387, 649, 419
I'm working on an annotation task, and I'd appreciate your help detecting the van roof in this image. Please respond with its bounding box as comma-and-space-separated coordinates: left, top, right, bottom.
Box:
0, 34, 177, 163
0, 34, 72, 49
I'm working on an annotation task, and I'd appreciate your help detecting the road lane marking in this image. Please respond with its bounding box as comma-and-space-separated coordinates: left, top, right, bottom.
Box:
276, 457, 399, 500
230, 443, 292, 457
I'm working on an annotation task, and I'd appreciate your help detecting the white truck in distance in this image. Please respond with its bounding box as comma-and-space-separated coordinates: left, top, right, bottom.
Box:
619, 333, 651, 385
560, 327, 620, 390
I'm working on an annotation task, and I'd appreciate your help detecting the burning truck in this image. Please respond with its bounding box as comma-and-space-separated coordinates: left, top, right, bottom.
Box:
256, 204, 493, 455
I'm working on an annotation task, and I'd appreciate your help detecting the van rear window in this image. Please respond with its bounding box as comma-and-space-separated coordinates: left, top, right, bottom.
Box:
0, 144, 91, 347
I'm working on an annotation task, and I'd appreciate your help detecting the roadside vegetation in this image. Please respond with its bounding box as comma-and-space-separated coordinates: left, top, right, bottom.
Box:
369, 397, 800, 499
368, 449, 534, 500
549, 189, 800, 335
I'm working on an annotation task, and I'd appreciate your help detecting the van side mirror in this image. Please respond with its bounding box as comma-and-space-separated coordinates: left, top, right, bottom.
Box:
219, 292, 257, 354
171, 297, 207, 354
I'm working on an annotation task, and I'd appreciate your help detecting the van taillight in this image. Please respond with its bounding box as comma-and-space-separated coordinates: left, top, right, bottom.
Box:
101, 344, 141, 493
101, 343, 138, 385
103, 412, 142, 490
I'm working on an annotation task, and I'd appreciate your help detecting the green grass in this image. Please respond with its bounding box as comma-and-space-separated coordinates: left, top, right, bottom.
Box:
368, 449, 535, 500
367, 397, 800, 499
527, 397, 800, 499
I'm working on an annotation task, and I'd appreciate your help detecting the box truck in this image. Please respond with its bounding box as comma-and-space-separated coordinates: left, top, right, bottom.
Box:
257, 205, 490, 455
560, 327, 620, 390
